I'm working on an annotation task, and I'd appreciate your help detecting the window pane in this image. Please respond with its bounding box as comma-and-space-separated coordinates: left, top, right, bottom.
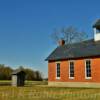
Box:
69, 62, 74, 78
86, 60, 91, 78
57, 63, 60, 77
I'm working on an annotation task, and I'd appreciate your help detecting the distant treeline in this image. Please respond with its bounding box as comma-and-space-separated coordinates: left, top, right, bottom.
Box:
0, 64, 43, 81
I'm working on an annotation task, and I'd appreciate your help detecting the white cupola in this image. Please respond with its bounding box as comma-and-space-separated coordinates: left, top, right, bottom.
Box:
93, 19, 100, 41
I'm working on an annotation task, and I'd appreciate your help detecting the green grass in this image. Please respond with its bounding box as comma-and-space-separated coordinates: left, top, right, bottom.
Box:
0, 81, 100, 100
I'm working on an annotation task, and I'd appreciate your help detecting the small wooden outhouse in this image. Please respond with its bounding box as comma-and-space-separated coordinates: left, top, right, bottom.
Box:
12, 69, 26, 86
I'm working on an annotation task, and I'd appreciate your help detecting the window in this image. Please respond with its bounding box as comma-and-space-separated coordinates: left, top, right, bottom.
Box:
56, 63, 60, 79
85, 60, 91, 79
69, 61, 74, 79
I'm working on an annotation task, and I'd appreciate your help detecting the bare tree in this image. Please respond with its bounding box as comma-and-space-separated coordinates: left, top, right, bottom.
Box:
51, 26, 88, 45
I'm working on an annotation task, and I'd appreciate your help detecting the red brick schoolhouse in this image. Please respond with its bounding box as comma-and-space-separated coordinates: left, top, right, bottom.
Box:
46, 19, 100, 87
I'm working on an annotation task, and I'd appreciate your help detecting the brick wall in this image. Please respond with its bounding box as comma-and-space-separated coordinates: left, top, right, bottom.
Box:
48, 57, 100, 83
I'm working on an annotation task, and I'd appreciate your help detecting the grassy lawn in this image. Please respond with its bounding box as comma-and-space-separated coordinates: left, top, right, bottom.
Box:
0, 81, 100, 100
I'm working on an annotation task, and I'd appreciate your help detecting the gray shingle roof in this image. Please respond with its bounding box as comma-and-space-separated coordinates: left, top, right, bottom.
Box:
46, 39, 100, 61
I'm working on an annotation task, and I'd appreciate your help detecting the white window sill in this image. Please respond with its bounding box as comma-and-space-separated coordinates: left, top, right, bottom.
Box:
56, 77, 60, 80
85, 77, 92, 79
69, 77, 74, 79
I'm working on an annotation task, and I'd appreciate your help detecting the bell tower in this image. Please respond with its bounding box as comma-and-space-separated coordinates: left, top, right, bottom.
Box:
93, 19, 100, 41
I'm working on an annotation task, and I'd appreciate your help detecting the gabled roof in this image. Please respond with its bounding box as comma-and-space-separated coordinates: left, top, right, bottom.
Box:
12, 69, 25, 75
46, 39, 100, 61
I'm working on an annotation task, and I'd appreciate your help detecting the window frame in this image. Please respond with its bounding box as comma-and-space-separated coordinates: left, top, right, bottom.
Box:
69, 60, 74, 79
85, 59, 92, 79
56, 62, 61, 79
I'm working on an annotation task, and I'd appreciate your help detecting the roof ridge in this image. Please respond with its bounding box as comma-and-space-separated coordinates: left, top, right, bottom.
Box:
64, 39, 94, 46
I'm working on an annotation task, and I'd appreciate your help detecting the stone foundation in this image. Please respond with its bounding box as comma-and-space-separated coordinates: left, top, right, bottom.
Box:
48, 82, 100, 88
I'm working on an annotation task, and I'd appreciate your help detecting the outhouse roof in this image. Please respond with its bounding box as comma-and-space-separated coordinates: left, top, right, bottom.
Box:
12, 69, 25, 75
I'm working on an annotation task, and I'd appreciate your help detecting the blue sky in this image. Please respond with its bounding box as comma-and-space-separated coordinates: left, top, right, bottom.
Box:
0, 0, 100, 77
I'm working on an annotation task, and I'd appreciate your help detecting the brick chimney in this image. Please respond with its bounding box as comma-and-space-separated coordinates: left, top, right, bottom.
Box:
58, 39, 65, 46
